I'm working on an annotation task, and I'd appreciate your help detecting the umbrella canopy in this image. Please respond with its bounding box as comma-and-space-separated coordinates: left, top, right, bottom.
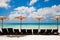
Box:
0, 16, 7, 20
35, 16, 44, 20
0, 16, 7, 29
53, 16, 60, 20
15, 16, 26, 20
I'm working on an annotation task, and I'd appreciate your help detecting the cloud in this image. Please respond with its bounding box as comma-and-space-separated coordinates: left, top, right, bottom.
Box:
14, 6, 36, 13
9, 5, 60, 20
0, 0, 11, 8
29, 5, 60, 17
29, 0, 38, 6
44, 0, 49, 2
9, 6, 36, 20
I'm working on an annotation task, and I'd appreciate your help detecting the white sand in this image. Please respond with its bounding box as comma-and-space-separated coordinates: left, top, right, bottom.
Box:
0, 35, 60, 40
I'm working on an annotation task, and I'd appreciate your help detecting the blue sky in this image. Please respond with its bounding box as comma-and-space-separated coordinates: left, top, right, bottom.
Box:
0, 0, 60, 23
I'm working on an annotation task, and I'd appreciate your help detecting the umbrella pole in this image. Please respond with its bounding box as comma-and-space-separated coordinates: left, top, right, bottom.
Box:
2, 19, 3, 29
57, 19, 58, 32
20, 20, 22, 32
38, 19, 40, 32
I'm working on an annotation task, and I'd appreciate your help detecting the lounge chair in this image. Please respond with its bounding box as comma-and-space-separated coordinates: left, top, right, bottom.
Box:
8, 28, 14, 35
2, 28, 8, 35
14, 29, 21, 35
33, 29, 38, 35
52, 29, 59, 35
39, 29, 46, 35
27, 29, 32, 35
46, 29, 52, 35
21, 29, 26, 35
0, 31, 2, 35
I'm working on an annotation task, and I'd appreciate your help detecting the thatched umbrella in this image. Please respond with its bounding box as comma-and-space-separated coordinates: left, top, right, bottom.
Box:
53, 16, 60, 30
0, 16, 7, 29
35, 16, 44, 32
15, 16, 26, 31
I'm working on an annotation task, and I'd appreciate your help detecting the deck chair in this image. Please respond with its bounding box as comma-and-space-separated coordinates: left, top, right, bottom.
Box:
0, 31, 2, 35
14, 29, 21, 35
2, 28, 8, 35
27, 29, 32, 35
8, 28, 14, 35
39, 29, 46, 35
52, 29, 59, 35
33, 29, 38, 35
21, 29, 26, 35
46, 29, 52, 35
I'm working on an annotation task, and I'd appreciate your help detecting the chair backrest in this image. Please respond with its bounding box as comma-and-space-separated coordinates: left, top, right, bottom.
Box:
53, 29, 58, 32
33, 29, 38, 33
14, 29, 19, 33
27, 29, 32, 33
21, 29, 26, 33
47, 29, 52, 32
40, 29, 46, 33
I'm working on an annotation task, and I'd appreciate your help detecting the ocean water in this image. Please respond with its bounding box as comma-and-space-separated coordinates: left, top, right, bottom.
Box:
0, 23, 60, 29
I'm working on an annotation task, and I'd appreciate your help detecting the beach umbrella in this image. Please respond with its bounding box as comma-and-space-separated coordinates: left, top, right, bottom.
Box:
0, 16, 7, 29
53, 16, 60, 30
15, 16, 26, 31
35, 16, 44, 32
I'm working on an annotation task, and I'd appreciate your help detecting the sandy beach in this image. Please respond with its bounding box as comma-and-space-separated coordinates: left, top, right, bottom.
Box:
0, 35, 60, 40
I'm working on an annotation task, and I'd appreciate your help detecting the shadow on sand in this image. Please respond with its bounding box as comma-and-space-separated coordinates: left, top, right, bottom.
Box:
6, 35, 27, 38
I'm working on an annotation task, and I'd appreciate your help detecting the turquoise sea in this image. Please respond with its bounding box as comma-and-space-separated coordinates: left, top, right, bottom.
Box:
0, 23, 60, 29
